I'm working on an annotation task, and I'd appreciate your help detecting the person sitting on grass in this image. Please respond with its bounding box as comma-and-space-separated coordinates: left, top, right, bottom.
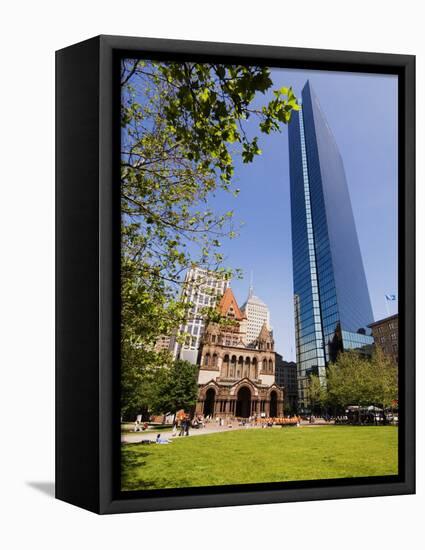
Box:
156, 434, 171, 444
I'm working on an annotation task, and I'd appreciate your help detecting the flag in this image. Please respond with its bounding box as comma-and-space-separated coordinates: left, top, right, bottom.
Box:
385, 294, 396, 301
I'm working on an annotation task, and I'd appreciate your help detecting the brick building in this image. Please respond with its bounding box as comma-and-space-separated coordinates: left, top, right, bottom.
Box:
368, 313, 399, 363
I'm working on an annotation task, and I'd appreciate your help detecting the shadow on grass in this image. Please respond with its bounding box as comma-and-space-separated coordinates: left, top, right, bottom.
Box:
121, 449, 194, 491
122, 476, 194, 491
122, 450, 149, 468
122, 479, 159, 490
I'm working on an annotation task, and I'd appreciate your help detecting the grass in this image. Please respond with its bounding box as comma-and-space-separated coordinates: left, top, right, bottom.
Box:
121, 425, 398, 491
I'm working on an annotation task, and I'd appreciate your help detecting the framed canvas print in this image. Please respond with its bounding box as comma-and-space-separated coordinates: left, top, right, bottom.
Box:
56, 35, 415, 514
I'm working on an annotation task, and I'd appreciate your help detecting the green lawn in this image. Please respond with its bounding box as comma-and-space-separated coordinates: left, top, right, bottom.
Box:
121, 426, 398, 491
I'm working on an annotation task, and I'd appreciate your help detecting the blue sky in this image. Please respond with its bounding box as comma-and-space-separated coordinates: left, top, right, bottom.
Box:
209, 68, 398, 360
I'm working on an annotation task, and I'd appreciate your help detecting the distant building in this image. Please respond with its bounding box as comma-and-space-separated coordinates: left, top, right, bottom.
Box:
154, 335, 171, 353
195, 288, 284, 419
368, 314, 399, 363
171, 266, 230, 364
241, 285, 271, 347
275, 353, 298, 412
288, 81, 374, 410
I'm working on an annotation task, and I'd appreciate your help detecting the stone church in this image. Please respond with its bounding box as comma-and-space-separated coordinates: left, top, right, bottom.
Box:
195, 287, 284, 419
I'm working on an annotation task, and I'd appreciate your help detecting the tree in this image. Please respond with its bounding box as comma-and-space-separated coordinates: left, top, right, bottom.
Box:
284, 402, 296, 416
326, 348, 398, 420
121, 345, 173, 420
327, 351, 373, 410
369, 346, 398, 420
151, 360, 199, 416
306, 374, 326, 416
120, 60, 299, 416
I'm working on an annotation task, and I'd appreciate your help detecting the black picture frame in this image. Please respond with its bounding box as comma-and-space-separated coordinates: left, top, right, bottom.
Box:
56, 34, 415, 514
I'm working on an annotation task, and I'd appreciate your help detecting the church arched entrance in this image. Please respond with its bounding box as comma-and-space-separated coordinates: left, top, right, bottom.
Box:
203, 388, 215, 417
270, 390, 278, 417
236, 386, 251, 418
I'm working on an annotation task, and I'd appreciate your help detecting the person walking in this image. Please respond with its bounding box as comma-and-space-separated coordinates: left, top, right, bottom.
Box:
179, 419, 185, 437
184, 417, 190, 436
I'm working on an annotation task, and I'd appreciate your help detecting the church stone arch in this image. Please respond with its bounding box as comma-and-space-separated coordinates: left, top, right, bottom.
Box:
253, 357, 258, 379
244, 356, 251, 378
223, 354, 230, 377
204, 387, 216, 417
237, 356, 243, 377
269, 390, 278, 417
236, 386, 251, 418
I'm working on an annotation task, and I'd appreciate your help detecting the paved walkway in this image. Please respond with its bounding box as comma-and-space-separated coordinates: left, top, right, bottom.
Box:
122, 422, 261, 443
121, 420, 333, 444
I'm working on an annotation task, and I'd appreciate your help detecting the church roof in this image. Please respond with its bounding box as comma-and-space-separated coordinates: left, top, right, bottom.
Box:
218, 287, 246, 320
258, 321, 272, 341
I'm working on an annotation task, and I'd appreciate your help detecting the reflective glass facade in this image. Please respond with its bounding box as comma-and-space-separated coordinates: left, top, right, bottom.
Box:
288, 82, 374, 409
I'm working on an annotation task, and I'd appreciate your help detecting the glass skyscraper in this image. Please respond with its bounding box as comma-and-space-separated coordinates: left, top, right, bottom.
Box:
288, 81, 374, 409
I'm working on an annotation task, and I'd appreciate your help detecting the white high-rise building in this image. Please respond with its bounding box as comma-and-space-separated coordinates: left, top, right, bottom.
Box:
172, 266, 230, 364
241, 285, 271, 347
